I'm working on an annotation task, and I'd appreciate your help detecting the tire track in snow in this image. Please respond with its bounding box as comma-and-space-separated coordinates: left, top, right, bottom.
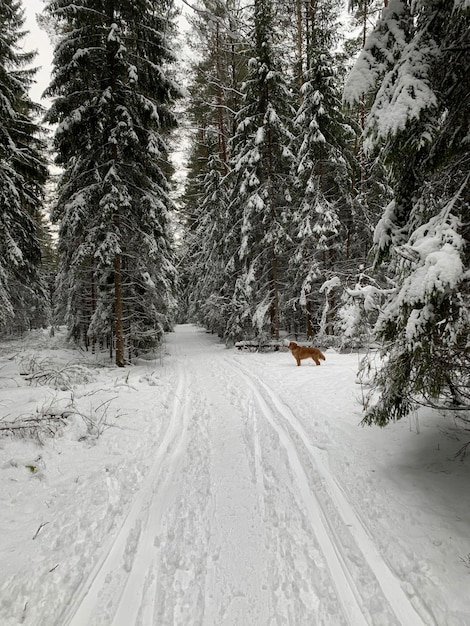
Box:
61, 363, 191, 626
230, 358, 429, 626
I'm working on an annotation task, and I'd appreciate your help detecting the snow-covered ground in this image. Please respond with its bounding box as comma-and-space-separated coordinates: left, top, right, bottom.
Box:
0, 324, 469, 626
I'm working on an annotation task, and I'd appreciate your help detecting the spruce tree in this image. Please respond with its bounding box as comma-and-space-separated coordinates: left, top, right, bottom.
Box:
44, 0, 181, 365
225, 0, 296, 341
344, 0, 393, 255
184, 153, 233, 335
333, 0, 393, 347
345, 0, 470, 424
289, 0, 356, 339
0, 0, 48, 333
178, 0, 246, 335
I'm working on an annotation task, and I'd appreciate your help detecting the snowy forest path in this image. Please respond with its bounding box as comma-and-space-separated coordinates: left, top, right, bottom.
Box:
64, 324, 430, 626
226, 358, 429, 626
61, 359, 193, 626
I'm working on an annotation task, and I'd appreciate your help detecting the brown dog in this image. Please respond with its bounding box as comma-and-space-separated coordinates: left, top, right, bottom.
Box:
288, 341, 325, 366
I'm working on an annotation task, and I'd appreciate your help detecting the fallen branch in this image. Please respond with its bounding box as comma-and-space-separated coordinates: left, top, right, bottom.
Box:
32, 522, 49, 540
455, 441, 470, 460
235, 340, 283, 351
22, 363, 93, 389
0, 391, 121, 443
0, 413, 70, 442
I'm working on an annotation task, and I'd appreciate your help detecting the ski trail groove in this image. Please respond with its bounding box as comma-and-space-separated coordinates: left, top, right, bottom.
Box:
230, 362, 368, 626
230, 357, 429, 626
62, 364, 190, 626
110, 366, 192, 626
254, 374, 430, 626
184, 356, 271, 625
248, 398, 266, 520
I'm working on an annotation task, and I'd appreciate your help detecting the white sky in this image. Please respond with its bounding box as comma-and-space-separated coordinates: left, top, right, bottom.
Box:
22, 0, 192, 107
23, 1, 352, 107
23, 0, 53, 105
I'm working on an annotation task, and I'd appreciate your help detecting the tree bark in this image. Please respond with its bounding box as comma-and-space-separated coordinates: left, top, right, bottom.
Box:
107, 0, 125, 367
296, 0, 304, 92
113, 237, 125, 367
215, 22, 228, 172
270, 244, 280, 340
306, 294, 313, 338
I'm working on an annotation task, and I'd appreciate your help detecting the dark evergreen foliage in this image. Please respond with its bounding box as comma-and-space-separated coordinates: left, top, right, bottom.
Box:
178, 0, 246, 338
0, 0, 49, 333
288, 0, 357, 339
345, 0, 470, 424
223, 0, 296, 341
44, 0, 181, 363
3, 0, 463, 430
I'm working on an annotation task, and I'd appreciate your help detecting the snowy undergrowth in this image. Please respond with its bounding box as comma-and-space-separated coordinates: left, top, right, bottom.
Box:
0, 329, 174, 625
0, 326, 469, 626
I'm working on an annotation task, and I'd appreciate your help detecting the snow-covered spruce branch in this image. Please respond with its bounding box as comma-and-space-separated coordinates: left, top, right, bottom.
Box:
203, 81, 245, 98
414, 396, 470, 416
18, 355, 94, 390
179, 0, 249, 34
53, 5, 106, 20
0, 400, 73, 444
198, 99, 239, 116
0, 394, 121, 444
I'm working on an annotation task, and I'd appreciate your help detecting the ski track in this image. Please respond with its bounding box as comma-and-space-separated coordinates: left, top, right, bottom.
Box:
235, 365, 367, 626
164, 339, 271, 625
62, 363, 192, 626
227, 356, 431, 626
63, 328, 435, 625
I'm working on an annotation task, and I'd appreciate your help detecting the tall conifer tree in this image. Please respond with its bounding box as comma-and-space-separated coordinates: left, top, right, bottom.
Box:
225, 0, 296, 341
45, 0, 181, 365
345, 0, 470, 423
0, 0, 48, 332
289, 0, 356, 338
179, 0, 245, 337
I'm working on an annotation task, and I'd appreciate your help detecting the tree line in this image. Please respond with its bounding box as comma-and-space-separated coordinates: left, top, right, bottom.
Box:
0, 0, 468, 425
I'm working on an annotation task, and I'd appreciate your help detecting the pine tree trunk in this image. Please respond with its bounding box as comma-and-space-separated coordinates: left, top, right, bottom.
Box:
114, 246, 125, 367
266, 120, 280, 340
308, 0, 318, 49
113, 201, 125, 367
107, 0, 125, 368
270, 244, 280, 340
306, 296, 313, 338
91, 265, 96, 354
296, 0, 304, 92
215, 23, 228, 172
109, 322, 113, 360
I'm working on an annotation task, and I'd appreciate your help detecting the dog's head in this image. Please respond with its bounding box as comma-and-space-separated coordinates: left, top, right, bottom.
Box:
288, 341, 298, 351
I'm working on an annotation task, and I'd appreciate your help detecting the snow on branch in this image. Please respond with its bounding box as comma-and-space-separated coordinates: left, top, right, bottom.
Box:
319, 276, 341, 293
343, 0, 408, 107
365, 34, 439, 148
